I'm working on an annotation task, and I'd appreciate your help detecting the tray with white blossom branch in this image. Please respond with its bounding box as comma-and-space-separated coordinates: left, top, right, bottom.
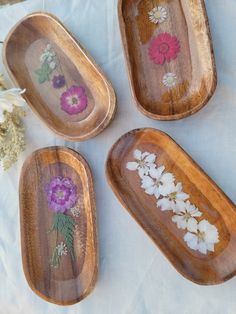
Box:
106, 128, 236, 285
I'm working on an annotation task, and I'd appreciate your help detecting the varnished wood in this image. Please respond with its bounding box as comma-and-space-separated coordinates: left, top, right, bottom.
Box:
19, 147, 98, 305
0, 0, 24, 5
118, 0, 217, 120
106, 128, 236, 285
3, 12, 116, 141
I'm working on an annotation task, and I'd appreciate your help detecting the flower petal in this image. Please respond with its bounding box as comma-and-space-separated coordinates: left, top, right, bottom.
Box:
141, 176, 154, 189
145, 153, 156, 163
126, 162, 138, 171
157, 198, 171, 211
187, 218, 198, 233
134, 149, 142, 160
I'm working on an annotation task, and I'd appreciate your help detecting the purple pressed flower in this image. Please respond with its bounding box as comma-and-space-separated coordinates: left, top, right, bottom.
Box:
45, 176, 77, 213
60, 85, 88, 115
52, 75, 66, 89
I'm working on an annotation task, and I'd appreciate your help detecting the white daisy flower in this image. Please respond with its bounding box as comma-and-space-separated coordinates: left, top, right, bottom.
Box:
126, 149, 156, 178
157, 182, 189, 212
141, 165, 175, 199
184, 219, 219, 254
148, 6, 168, 24
162, 73, 177, 88
172, 201, 202, 232
56, 242, 68, 256
0, 88, 26, 123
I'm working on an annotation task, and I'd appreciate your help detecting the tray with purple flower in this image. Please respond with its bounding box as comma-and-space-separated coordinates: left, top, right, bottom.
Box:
3, 12, 116, 141
19, 147, 98, 305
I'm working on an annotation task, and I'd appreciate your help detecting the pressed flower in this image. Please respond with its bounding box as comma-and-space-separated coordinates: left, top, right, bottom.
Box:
60, 85, 88, 115
184, 219, 219, 254
162, 73, 177, 88
71, 206, 81, 217
52, 75, 66, 89
148, 6, 168, 24
56, 242, 68, 256
46, 176, 78, 213
141, 165, 175, 199
126, 149, 156, 178
157, 182, 189, 212
172, 201, 202, 232
148, 33, 180, 65
0, 88, 26, 123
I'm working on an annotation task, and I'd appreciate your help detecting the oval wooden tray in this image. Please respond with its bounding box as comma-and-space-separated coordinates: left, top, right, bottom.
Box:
3, 12, 116, 141
118, 0, 217, 120
106, 128, 236, 285
19, 147, 98, 305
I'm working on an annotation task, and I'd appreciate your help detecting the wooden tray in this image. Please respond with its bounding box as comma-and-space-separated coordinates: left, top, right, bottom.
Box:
19, 147, 98, 305
106, 128, 236, 285
3, 12, 116, 141
118, 0, 217, 120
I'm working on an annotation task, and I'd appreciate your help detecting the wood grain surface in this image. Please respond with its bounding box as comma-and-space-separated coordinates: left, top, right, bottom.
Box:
118, 0, 217, 120
19, 147, 98, 305
106, 128, 236, 285
3, 12, 116, 141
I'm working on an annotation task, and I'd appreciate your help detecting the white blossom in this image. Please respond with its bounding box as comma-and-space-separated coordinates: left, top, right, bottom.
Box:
172, 201, 202, 232
126, 149, 156, 178
148, 6, 168, 24
162, 73, 177, 88
141, 165, 175, 199
0, 88, 26, 123
184, 220, 219, 254
157, 182, 189, 212
56, 242, 68, 256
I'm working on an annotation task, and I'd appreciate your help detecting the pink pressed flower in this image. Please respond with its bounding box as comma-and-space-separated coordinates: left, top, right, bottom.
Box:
60, 85, 88, 115
148, 33, 180, 65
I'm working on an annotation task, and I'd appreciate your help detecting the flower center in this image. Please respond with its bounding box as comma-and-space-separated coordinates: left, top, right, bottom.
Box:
169, 192, 177, 201
72, 97, 78, 104
159, 43, 169, 54
154, 11, 161, 19
56, 189, 66, 199
183, 212, 191, 221
198, 231, 206, 241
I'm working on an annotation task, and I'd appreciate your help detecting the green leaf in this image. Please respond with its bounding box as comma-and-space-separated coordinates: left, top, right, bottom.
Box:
50, 247, 60, 268
49, 213, 76, 259
35, 61, 52, 84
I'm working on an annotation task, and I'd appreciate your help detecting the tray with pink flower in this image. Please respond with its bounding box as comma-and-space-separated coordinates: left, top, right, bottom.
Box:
3, 12, 116, 141
19, 147, 97, 305
106, 128, 236, 285
118, 0, 217, 120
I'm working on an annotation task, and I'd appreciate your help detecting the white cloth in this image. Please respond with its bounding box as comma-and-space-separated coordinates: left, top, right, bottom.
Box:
0, 0, 236, 313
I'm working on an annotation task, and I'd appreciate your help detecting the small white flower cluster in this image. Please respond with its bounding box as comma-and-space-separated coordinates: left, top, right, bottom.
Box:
71, 206, 81, 218
56, 242, 68, 256
126, 150, 219, 255
40, 44, 57, 70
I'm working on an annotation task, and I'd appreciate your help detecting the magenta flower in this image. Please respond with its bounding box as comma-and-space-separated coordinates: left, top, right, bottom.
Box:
148, 33, 180, 65
60, 85, 88, 115
52, 75, 66, 89
46, 176, 77, 213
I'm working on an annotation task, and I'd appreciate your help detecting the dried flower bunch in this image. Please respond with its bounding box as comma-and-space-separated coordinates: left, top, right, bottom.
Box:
126, 150, 219, 255
0, 74, 26, 170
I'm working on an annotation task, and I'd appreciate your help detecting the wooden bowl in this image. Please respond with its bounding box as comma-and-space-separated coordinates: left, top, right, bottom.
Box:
106, 128, 236, 285
118, 0, 217, 120
3, 12, 116, 141
19, 147, 98, 305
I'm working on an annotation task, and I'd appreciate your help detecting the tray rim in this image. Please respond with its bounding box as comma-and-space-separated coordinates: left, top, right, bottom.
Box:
118, 0, 217, 121
19, 146, 98, 305
105, 128, 236, 285
3, 11, 117, 141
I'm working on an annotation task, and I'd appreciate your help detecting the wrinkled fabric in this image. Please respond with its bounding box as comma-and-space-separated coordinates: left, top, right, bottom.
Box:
0, 0, 236, 313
